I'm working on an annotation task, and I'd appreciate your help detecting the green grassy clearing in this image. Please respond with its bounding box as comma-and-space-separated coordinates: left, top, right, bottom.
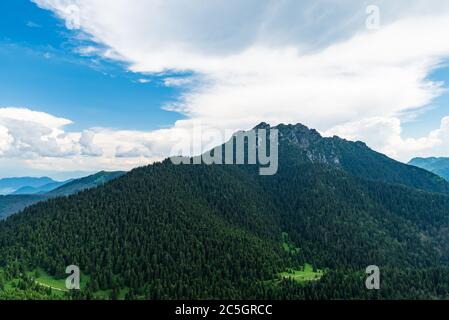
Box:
26, 268, 89, 293
278, 263, 324, 283
1, 267, 135, 299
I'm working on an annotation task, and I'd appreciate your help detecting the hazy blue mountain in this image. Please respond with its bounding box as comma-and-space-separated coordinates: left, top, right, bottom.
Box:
11, 180, 73, 195
0, 171, 125, 219
408, 157, 449, 180
0, 177, 56, 195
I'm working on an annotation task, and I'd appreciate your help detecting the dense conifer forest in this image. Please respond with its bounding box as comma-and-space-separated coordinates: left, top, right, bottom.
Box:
2, 124, 449, 299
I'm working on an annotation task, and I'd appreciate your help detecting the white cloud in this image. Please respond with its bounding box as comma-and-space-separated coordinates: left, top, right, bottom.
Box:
0, 108, 77, 158
10, 0, 449, 171
75, 45, 101, 56
0, 125, 13, 155
79, 130, 103, 156
137, 78, 151, 84
163, 77, 193, 87
0, 107, 194, 174
324, 116, 449, 162
324, 117, 403, 153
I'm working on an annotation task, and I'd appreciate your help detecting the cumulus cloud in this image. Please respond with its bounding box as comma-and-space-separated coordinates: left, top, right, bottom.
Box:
0, 107, 214, 173
0, 125, 13, 155
324, 116, 449, 162
324, 117, 403, 154
0, 107, 78, 158
79, 130, 103, 156
10, 0, 449, 171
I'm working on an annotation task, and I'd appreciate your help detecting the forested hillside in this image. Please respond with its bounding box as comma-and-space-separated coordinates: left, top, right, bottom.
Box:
0, 171, 125, 220
1, 123, 449, 300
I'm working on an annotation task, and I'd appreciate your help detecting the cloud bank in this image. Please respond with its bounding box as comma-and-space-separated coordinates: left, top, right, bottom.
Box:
4, 0, 449, 174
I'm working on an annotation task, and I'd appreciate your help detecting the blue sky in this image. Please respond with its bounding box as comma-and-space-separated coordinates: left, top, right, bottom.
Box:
0, 0, 183, 132
1, 0, 449, 179
402, 65, 449, 138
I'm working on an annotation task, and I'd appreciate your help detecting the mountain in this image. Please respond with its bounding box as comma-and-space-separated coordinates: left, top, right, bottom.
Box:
272, 123, 449, 195
12, 180, 73, 195
11, 186, 44, 195
48, 171, 125, 196
408, 157, 449, 180
0, 171, 125, 220
2, 123, 449, 300
0, 194, 46, 221
0, 177, 56, 195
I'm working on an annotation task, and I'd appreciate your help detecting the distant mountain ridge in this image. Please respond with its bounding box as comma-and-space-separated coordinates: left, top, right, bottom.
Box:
0, 177, 57, 195
48, 171, 125, 196
0, 171, 125, 219
12, 180, 73, 195
408, 157, 449, 180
